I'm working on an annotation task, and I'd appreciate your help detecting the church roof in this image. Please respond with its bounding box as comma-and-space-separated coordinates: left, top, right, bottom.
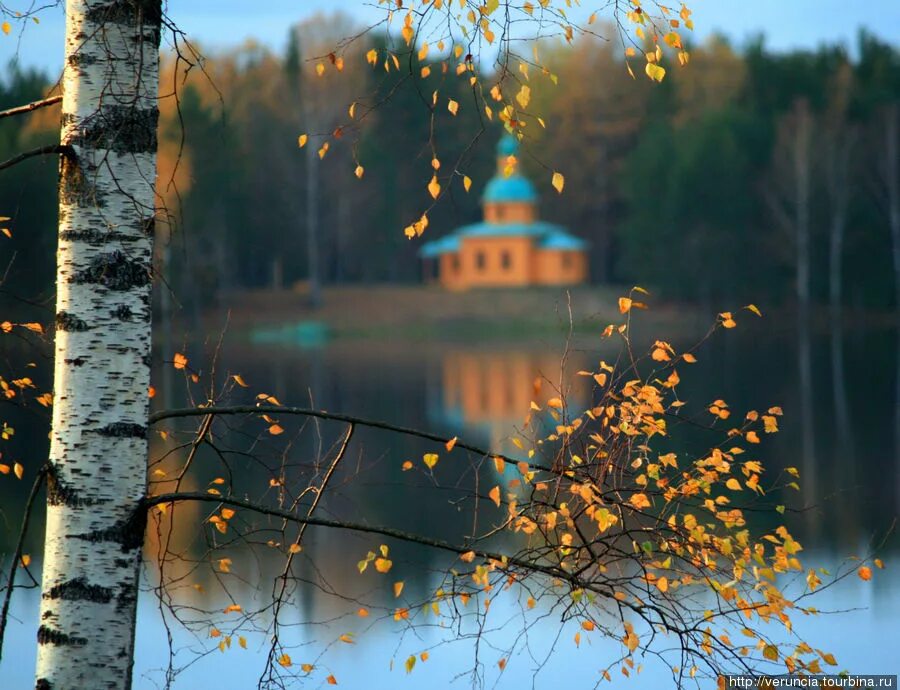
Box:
419, 221, 587, 258
483, 175, 538, 203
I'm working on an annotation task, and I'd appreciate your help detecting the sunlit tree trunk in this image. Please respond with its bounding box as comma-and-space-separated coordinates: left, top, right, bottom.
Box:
36, 1, 160, 688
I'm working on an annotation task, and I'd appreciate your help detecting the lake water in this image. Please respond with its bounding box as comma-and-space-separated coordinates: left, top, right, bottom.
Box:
1, 318, 898, 688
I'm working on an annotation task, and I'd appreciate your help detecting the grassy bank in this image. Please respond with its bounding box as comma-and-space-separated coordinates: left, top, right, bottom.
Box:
195, 284, 707, 343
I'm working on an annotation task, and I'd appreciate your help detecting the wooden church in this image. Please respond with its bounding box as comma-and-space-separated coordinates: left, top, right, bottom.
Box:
419, 134, 588, 290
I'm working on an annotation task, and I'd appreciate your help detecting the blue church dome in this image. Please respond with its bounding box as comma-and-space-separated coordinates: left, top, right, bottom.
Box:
483, 133, 538, 203
483, 174, 538, 203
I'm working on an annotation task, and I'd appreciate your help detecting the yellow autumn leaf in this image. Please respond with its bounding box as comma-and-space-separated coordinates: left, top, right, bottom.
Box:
223, 604, 242, 613
460, 550, 476, 563
405, 655, 416, 673
20, 554, 30, 567
581, 620, 595, 631
1, 22, 10, 36
488, 485, 501, 507
428, 176, 441, 199
393, 581, 404, 598
13, 463, 23, 480
763, 645, 779, 661
645, 62, 666, 82
173, 352, 188, 369
493, 456, 505, 473
725, 478, 742, 491
551, 171, 564, 194
355, 165, 364, 179
288, 543, 302, 554
374, 557, 392, 573
238, 636, 247, 649
448, 99, 459, 116
298, 134, 308, 148
619, 296, 632, 314
232, 374, 249, 387
423, 453, 439, 469
278, 653, 292, 667
630, 493, 651, 509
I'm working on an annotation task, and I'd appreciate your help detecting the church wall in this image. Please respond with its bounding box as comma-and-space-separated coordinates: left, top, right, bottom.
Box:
534, 249, 589, 285
450, 236, 535, 288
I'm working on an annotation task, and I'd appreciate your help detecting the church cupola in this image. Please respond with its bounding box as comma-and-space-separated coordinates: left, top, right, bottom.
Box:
482, 133, 538, 224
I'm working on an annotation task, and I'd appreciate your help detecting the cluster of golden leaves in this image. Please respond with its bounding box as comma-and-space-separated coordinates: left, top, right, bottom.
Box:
352, 293, 883, 680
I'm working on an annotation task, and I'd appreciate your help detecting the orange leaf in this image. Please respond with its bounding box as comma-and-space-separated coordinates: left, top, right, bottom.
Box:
618, 297, 632, 314
858, 566, 872, 581
488, 485, 501, 507
173, 352, 188, 370
394, 581, 404, 598
326, 675, 337, 685
232, 374, 249, 387
268, 424, 284, 436
445, 436, 458, 451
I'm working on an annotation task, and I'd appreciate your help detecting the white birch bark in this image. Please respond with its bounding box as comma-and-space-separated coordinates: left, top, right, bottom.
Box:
35, 1, 160, 688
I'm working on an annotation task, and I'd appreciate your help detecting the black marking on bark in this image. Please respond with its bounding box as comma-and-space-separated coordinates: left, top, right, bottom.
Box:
113, 304, 133, 320
73, 250, 149, 291
59, 152, 102, 208
37, 625, 87, 647
96, 422, 146, 439
64, 357, 86, 366
85, 0, 163, 45
116, 583, 137, 612
64, 105, 159, 155
47, 471, 100, 508
44, 577, 113, 604
59, 229, 112, 245
142, 353, 152, 368
41, 610, 52, 619
70, 506, 146, 552
141, 216, 155, 236
36, 678, 52, 690
67, 52, 98, 70
55, 311, 89, 332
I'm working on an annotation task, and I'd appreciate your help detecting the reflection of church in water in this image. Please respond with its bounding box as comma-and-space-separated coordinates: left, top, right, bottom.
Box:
426, 348, 589, 457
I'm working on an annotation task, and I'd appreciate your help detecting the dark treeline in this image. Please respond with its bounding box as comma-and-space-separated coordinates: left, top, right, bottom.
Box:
1, 15, 898, 317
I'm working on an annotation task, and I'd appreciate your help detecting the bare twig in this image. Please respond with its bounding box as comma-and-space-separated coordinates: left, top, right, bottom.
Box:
0, 464, 48, 662
0, 95, 62, 121
0, 144, 72, 173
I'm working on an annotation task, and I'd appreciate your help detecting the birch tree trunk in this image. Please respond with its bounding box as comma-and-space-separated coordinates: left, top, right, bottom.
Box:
36, 1, 160, 688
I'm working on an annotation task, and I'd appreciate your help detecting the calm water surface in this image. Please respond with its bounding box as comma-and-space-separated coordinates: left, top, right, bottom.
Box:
1, 322, 898, 689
